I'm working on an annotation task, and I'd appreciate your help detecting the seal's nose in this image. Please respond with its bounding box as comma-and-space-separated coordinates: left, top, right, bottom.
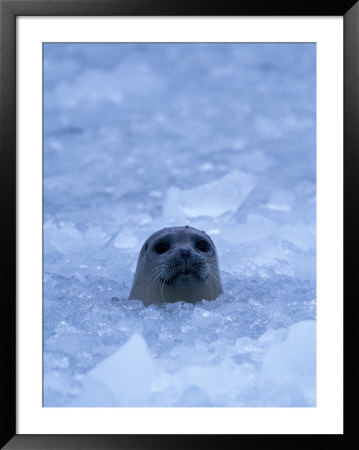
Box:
180, 248, 191, 259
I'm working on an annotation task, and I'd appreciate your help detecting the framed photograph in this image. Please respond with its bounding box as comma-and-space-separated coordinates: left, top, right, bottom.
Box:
1, 0, 356, 448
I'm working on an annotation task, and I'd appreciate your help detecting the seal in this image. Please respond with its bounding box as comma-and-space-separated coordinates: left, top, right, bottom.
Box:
129, 226, 223, 305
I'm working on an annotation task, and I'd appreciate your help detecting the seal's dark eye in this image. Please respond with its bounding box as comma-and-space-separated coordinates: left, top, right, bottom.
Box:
196, 240, 209, 252
154, 242, 170, 254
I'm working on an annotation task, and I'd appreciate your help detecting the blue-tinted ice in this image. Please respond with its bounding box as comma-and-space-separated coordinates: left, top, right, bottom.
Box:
43, 43, 316, 407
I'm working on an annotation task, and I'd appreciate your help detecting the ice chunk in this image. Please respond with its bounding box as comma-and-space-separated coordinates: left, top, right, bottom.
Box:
261, 320, 316, 404
170, 360, 255, 406
44, 221, 87, 255
70, 378, 121, 407
83, 227, 109, 247
279, 223, 316, 251
114, 231, 138, 249
175, 386, 212, 406
267, 190, 295, 212
218, 214, 277, 245
72, 334, 158, 406
163, 170, 255, 218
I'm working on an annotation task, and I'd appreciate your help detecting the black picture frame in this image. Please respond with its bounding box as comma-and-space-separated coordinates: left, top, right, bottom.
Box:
1, 0, 357, 448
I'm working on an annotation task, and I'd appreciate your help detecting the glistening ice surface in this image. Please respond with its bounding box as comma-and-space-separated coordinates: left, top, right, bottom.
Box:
43, 43, 316, 407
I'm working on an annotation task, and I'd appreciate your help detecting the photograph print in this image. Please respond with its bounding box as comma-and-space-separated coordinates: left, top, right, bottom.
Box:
43, 43, 316, 407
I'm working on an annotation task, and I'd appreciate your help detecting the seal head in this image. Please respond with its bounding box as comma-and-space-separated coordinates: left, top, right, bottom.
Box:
129, 226, 223, 305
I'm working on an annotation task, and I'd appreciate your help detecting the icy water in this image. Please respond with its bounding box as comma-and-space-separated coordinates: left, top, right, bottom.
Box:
43, 43, 316, 407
